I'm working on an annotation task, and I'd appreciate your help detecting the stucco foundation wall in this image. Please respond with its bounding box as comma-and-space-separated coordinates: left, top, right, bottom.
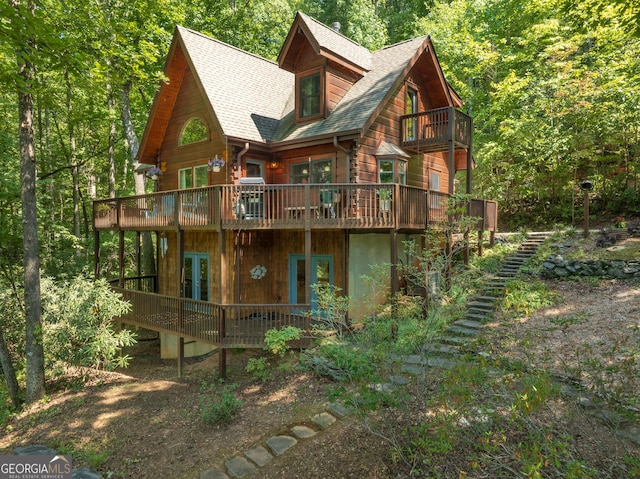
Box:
348, 233, 423, 321
349, 234, 389, 320
160, 333, 218, 359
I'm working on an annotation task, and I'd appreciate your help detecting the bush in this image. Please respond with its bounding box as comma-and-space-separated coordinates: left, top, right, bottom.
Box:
199, 381, 242, 425
41, 276, 136, 373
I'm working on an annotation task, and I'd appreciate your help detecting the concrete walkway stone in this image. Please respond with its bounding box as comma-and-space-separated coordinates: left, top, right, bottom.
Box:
266, 435, 297, 456
244, 445, 273, 467
311, 411, 337, 429
225, 456, 256, 478
291, 425, 317, 439
200, 469, 230, 479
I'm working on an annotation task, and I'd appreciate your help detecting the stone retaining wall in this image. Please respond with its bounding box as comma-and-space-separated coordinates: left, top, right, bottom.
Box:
541, 256, 640, 280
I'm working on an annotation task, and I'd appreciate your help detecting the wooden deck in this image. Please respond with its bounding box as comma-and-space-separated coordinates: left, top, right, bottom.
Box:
114, 288, 311, 349
94, 184, 497, 233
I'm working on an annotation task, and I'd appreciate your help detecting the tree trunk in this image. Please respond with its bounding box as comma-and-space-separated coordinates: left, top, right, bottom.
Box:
121, 81, 156, 276
15, 0, 46, 403
0, 325, 21, 408
107, 80, 116, 199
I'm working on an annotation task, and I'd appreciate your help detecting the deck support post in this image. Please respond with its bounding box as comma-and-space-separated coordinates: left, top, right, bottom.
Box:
219, 307, 227, 379
445, 107, 456, 290
478, 230, 484, 257
177, 337, 184, 377
94, 230, 100, 279
119, 230, 125, 288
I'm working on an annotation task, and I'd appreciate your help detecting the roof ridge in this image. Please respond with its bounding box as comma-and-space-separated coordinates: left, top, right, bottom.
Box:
176, 25, 278, 67
375, 35, 429, 53
296, 11, 371, 52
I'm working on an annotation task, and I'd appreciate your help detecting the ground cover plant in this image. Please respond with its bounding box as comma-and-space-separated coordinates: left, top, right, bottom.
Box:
0, 231, 638, 478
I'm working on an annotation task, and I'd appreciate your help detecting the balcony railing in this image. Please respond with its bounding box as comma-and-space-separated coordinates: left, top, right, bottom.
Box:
113, 288, 311, 348
401, 107, 472, 152
94, 184, 497, 232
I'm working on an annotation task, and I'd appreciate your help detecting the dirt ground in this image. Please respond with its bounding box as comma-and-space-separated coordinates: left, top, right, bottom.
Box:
1, 275, 639, 477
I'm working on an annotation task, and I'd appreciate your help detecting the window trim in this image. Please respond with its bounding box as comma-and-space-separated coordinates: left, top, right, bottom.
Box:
178, 164, 209, 189
291, 158, 333, 184
296, 68, 325, 122
377, 158, 407, 185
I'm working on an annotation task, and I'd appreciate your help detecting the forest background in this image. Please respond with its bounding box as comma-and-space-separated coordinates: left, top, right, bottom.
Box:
0, 0, 638, 404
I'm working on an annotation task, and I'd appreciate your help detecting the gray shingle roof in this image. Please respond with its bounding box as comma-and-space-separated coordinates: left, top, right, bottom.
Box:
177, 25, 427, 145
178, 26, 293, 143
271, 36, 427, 142
296, 12, 372, 72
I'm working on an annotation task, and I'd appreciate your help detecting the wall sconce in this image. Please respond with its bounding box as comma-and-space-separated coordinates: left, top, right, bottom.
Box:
160, 161, 167, 172
269, 160, 280, 169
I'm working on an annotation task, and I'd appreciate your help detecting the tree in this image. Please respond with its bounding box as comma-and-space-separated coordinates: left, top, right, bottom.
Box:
11, 0, 47, 403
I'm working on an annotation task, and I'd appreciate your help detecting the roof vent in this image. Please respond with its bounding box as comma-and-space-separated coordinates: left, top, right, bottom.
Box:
332, 22, 341, 33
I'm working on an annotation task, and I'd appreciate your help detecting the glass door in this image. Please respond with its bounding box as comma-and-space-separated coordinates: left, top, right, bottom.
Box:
289, 254, 333, 309
184, 253, 209, 301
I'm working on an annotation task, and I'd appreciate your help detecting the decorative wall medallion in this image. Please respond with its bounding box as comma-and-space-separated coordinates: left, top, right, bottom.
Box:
250, 265, 267, 280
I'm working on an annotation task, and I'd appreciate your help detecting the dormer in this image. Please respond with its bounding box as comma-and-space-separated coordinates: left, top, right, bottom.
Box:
278, 12, 372, 123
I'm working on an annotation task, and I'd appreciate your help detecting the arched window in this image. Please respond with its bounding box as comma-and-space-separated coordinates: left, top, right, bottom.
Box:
179, 118, 208, 146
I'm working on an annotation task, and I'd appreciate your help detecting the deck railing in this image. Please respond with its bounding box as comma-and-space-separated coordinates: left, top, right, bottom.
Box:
94, 184, 495, 232
401, 107, 472, 151
113, 288, 311, 348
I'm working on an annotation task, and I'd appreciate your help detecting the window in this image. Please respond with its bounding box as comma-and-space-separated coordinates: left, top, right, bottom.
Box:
246, 160, 264, 178
378, 159, 407, 184
405, 87, 418, 141
291, 159, 332, 184
298, 72, 321, 119
429, 171, 441, 209
179, 118, 208, 146
179, 165, 209, 189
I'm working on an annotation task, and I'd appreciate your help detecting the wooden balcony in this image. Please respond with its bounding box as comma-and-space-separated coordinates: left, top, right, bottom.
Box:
401, 107, 472, 152
94, 184, 497, 232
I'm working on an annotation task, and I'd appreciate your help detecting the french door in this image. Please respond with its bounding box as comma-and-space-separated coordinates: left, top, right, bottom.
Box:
184, 253, 209, 301
289, 254, 333, 309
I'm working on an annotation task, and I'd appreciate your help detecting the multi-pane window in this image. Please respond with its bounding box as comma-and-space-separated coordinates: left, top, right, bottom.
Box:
378, 159, 407, 184
291, 159, 332, 183
179, 165, 209, 189
299, 73, 321, 119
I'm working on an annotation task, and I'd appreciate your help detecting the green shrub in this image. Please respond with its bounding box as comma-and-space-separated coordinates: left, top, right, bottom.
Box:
199, 381, 242, 425
41, 276, 136, 374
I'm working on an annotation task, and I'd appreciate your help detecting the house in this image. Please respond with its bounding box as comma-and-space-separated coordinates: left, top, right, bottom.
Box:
93, 12, 497, 376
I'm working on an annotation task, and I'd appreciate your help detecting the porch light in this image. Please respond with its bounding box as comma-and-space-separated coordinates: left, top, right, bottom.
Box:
268, 160, 280, 169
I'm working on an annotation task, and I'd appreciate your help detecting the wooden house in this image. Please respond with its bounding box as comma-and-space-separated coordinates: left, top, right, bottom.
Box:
93, 12, 497, 375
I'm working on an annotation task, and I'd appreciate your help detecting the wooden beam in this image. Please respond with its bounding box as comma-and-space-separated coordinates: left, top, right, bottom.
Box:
94, 230, 100, 279
119, 230, 125, 288
177, 337, 184, 377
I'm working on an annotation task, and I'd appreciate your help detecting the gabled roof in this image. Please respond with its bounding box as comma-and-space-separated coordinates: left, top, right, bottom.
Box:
278, 12, 372, 74
271, 35, 429, 143
137, 14, 463, 163
179, 27, 293, 143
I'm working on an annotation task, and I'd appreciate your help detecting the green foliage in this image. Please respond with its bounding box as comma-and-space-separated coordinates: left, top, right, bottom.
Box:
311, 283, 350, 338
41, 276, 136, 373
199, 381, 242, 425
245, 357, 272, 382
264, 326, 302, 357
500, 279, 559, 317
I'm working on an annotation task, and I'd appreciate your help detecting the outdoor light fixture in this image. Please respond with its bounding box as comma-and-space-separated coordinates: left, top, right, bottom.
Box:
580, 179, 593, 190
